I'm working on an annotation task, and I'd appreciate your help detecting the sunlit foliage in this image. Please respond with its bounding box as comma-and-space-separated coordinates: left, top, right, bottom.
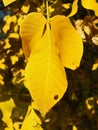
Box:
0, 0, 98, 130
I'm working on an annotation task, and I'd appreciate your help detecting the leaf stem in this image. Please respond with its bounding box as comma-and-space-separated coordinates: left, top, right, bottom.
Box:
46, 0, 49, 23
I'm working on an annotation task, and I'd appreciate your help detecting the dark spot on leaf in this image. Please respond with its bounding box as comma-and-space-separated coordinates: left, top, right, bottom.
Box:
54, 95, 58, 100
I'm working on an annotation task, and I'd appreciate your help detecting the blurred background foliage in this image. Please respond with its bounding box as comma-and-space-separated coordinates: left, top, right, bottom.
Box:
0, 0, 98, 130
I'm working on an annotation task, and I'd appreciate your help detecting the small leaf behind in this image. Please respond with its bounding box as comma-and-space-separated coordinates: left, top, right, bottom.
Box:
20, 13, 46, 58
50, 15, 83, 70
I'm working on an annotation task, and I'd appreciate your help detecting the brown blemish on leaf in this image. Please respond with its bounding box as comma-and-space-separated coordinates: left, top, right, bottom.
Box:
54, 95, 58, 100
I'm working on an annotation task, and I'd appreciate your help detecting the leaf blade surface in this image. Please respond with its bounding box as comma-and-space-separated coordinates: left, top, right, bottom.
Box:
50, 15, 83, 70
25, 23, 67, 116
20, 13, 46, 58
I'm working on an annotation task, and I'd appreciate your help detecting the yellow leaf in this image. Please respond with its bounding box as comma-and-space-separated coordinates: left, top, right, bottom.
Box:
3, 15, 17, 34
68, 0, 78, 17
14, 25, 18, 32
0, 75, 4, 85
20, 13, 46, 58
0, 58, 7, 69
8, 33, 19, 39
92, 58, 98, 70
4, 15, 17, 24
62, 3, 71, 9
7, 15, 17, 24
21, 105, 43, 130
0, 98, 15, 128
17, 48, 24, 56
3, 15, 10, 21
25, 23, 67, 116
20, 12, 83, 116
4, 39, 11, 49
48, 6, 55, 13
73, 125, 78, 130
82, 0, 98, 16
50, 15, 83, 70
3, 0, 16, 6
3, 24, 10, 34
17, 15, 25, 26
10, 55, 18, 65
86, 97, 94, 110
21, 0, 30, 14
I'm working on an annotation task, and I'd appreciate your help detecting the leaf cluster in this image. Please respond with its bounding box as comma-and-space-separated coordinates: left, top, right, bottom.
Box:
0, 0, 98, 130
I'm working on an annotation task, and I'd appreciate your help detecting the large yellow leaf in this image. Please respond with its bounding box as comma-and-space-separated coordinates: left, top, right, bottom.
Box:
82, 0, 98, 16
20, 12, 83, 116
25, 23, 67, 116
20, 13, 46, 58
3, 0, 16, 6
50, 15, 83, 70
